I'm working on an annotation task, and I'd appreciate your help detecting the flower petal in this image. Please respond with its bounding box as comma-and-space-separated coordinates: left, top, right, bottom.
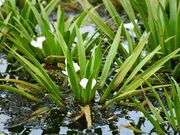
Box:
80, 78, 88, 89
62, 70, 68, 76
0, 0, 5, 6
73, 62, 80, 72
124, 20, 138, 31
91, 79, 96, 89
37, 36, 46, 44
31, 36, 46, 49
80, 78, 96, 89
62, 61, 80, 76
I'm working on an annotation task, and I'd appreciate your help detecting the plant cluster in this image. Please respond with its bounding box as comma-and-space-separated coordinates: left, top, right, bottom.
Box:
0, 0, 179, 133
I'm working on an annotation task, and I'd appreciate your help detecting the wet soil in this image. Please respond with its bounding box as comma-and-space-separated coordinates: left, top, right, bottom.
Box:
0, 89, 155, 135
0, 46, 176, 135
0, 53, 157, 135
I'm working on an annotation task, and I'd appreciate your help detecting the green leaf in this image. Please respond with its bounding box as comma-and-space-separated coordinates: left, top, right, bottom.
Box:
132, 99, 164, 134
66, 52, 81, 101
57, 6, 65, 36
101, 84, 171, 108
44, 0, 59, 16
0, 85, 43, 102
122, 48, 180, 93
76, 25, 86, 77
103, 0, 123, 25
119, 0, 141, 38
145, 96, 164, 124
78, 0, 114, 39
119, 45, 161, 92
0, 79, 42, 93
31, 106, 51, 117
171, 78, 180, 128
113, 32, 150, 89
100, 32, 149, 102
99, 24, 122, 88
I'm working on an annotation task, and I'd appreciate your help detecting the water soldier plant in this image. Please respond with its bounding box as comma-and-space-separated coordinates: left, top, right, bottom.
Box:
0, 0, 88, 62
132, 77, 180, 133
103, 0, 180, 79
0, 0, 180, 133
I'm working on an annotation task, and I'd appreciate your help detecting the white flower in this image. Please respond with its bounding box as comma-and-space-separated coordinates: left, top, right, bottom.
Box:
141, 50, 148, 58
0, 0, 5, 6
42, 0, 47, 6
73, 62, 80, 72
62, 61, 80, 76
31, 36, 46, 49
124, 20, 138, 31
80, 78, 96, 89
124, 22, 134, 31
124, 20, 138, 38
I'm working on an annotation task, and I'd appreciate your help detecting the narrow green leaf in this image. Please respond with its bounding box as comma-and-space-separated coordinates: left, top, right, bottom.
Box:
103, 0, 123, 25
99, 24, 122, 88
119, 0, 141, 38
0, 79, 42, 92
66, 52, 81, 100
132, 99, 164, 134
76, 25, 86, 77
145, 96, 164, 124
45, 0, 59, 16
0, 85, 43, 102
102, 84, 171, 108
78, 0, 114, 39
120, 45, 161, 92
31, 106, 51, 117
100, 32, 150, 102
122, 48, 180, 93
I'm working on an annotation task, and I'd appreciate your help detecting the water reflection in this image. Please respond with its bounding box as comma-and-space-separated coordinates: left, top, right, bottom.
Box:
0, 53, 8, 73
0, 53, 161, 135
0, 109, 161, 135
0, 114, 11, 134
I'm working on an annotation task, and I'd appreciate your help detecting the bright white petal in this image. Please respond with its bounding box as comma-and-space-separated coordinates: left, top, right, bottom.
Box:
91, 79, 96, 89
0, 0, 5, 6
31, 40, 40, 48
62, 70, 68, 76
80, 78, 96, 89
124, 20, 138, 31
31, 36, 45, 49
73, 62, 80, 72
62, 61, 79, 76
37, 36, 46, 44
124, 22, 134, 30
80, 78, 88, 89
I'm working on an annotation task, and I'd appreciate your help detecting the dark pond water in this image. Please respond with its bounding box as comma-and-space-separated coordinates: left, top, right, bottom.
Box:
0, 53, 157, 135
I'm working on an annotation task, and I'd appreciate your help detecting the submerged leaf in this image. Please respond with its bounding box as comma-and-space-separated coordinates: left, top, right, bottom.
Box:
80, 105, 92, 128
6, 106, 51, 129
31, 106, 51, 117
121, 125, 145, 134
